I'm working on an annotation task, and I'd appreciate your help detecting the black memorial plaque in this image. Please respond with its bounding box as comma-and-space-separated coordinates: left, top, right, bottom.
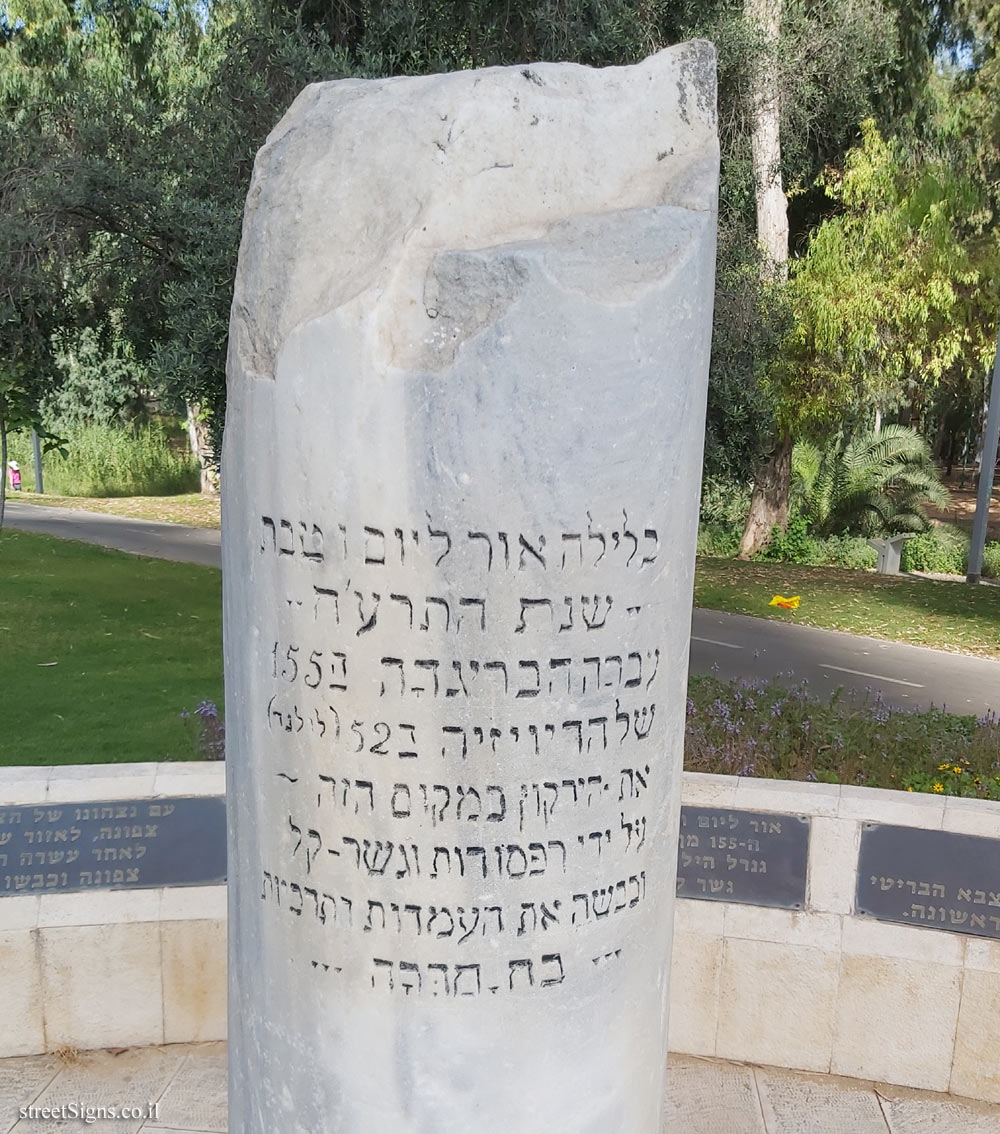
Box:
676, 806, 809, 909
857, 823, 1000, 939
0, 795, 226, 896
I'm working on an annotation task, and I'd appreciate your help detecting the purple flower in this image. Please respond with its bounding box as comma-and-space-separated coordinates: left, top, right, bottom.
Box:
184, 700, 226, 760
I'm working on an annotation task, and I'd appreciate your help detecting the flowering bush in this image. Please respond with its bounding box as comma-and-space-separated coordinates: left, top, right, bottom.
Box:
685, 676, 1000, 800
181, 700, 225, 760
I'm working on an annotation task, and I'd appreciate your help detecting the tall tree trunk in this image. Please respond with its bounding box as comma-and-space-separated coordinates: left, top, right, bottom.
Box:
186, 402, 220, 495
747, 0, 788, 281
738, 0, 791, 557
738, 432, 793, 558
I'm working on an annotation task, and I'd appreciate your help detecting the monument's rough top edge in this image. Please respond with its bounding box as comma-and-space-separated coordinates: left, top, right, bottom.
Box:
228, 39, 718, 383
268, 40, 717, 147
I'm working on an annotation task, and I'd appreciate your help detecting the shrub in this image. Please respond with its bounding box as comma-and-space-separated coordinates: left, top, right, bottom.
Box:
982, 542, 1000, 579
815, 534, 878, 570
793, 425, 948, 538
901, 524, 968, 575
756, 513, 823, 564
697, 522, 740, 558
8, 423, 199, 497
685, 675, 1000, 799
700, 476, 751, 527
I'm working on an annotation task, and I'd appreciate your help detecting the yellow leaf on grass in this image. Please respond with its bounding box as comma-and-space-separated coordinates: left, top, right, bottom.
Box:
769, 595, 801, 610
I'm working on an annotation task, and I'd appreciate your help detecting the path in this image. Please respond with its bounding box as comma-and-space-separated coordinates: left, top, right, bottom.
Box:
4, 502, 221, 568
926, 470, 1000, 541
7, 502, 999, 715
692, 610, 1000, 716
2, 1042, 998, 1133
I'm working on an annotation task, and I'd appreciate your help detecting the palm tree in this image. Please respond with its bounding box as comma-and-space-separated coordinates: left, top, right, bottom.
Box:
792, 425, 949, 538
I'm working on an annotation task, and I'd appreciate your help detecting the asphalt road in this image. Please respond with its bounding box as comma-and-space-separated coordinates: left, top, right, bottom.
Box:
4, 501, 222, 568
691, 609, 998, 717
6, 501, 999, 716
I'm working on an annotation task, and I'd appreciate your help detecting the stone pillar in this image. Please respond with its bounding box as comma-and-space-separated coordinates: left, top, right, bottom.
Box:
224, 43, 718, 1133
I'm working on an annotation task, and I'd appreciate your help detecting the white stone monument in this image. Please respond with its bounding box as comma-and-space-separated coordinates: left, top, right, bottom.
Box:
224, 42, 718, 1133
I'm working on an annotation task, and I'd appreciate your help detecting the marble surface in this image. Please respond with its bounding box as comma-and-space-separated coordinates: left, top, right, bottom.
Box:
224, 41, 719, 1134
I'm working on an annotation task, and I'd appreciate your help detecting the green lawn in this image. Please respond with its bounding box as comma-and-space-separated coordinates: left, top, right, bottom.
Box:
0, 529, 222, 766
695, 557, 1000, 660
2, 529, 997, 768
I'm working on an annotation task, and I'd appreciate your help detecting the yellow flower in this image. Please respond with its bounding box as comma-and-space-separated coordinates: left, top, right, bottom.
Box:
937, 763, 949, 771
952, 765, 963, 774
932, 782, 945, 792
905, 786, 914, 792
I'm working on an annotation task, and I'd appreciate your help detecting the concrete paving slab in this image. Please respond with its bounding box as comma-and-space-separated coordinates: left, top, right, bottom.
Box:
663, 1055, 767, 1133
755, 1066, 890, 1132
4, 1042, 1000, 1133
145, 1046, 226, 1134
7, 1047, 185, 1134
879, 1083, 1000, 1133
0, 1056, 62, 1134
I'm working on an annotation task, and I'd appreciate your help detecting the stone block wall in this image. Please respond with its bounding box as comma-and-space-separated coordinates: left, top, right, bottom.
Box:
1, 763, 997, 1104
0, 764, 226, 1056
668, 774, 1000, 1102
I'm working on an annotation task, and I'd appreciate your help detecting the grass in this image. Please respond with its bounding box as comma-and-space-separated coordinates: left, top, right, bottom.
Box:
10, 491, 221, 528
7, 423, 199, 497
1, 527, 996, 775
0, 530, 222, 766
686, 674, 1000, 799
694, 557, 1000, 660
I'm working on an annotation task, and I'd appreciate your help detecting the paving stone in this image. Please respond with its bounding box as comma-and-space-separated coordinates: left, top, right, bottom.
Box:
144, 1045, 225, 1134
879, 1086, 1000, 1133
0, 1055, 61, 1134
5, 1042, 1000, 1134
663, 1056, 766, 1133
755, 1066, 890, 1133
8, 1047, 185, 1134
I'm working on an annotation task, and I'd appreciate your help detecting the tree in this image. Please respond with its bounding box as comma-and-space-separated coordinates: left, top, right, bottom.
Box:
2, 0, 981, 493
0, 0, 207, 457
792, 424, 949, 537
784, 120, 998, 446
701, 221, 785, 490
0, 1, 70, 534
735, 0, 966, 555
